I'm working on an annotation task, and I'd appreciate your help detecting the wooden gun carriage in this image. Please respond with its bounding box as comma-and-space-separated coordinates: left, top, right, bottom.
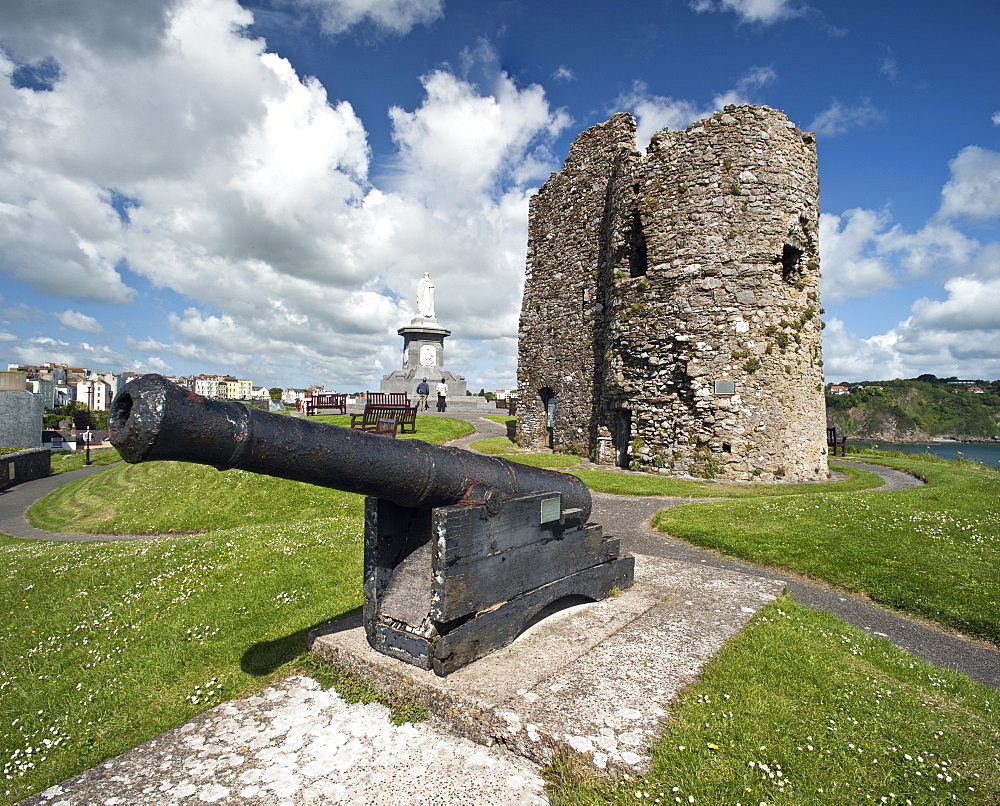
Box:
109, 374, 633, 675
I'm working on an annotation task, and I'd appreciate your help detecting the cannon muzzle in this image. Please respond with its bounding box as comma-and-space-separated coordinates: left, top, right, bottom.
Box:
109, 374, 591, 519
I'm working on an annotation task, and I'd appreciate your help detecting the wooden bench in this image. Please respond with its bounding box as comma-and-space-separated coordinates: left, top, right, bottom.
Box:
348, 392, 417, 433
389, 404, 418, 433
373, 417, 398, 438
350, 404, 418, 434
302, 392, 347, 416
827, 426, 847, 457
365, 392, 411, 407
350, 405, 384, 431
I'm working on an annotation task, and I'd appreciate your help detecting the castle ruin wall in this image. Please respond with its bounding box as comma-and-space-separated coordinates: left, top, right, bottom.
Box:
517, 105, 828, 482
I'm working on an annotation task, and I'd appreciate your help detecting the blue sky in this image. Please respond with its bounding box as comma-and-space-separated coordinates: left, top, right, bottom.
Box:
1, 0, 999, 391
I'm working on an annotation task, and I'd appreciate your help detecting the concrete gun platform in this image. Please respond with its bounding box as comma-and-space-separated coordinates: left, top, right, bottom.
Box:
310, 553, 785, 773
20, 675, 549, 806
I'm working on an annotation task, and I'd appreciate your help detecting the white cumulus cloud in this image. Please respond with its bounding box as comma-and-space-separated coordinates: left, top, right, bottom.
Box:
822, 146, 1000, 381
820, 207, 980, 305
822, 318, 909, 382
0, 0, 569, 388
689, 0, 806, 25
910, 276, 1000, 332
56, 310, 103, 334
875, 221, 978, 278
618, 67, 777, 149
388, 69, 570, 202
936, 145, 1000, 221
807, 98, 885, 137
286, 0, 444, 36
819, 208, 898, 304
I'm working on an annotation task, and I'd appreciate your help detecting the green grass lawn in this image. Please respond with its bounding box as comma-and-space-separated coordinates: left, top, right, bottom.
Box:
468, 435, 581, 467
49, 448, 122, 475
653, 453, 1000, 645
3, 471, 365, 804
548, 595, 999, 805
29, 461, 355, 535
568, 461, 886, 498
4, 443, 999, 804
2, 416, 472, 804
304, 413, 474, 443
468, 434, 522, 454
499, 453, 582, 468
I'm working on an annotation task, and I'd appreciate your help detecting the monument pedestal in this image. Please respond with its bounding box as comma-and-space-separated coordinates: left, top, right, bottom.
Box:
380, 316, 467, 398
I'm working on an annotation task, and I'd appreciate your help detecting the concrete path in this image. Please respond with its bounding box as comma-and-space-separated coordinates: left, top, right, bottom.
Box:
7, 415, 999, 805
591, 479, 1000, 690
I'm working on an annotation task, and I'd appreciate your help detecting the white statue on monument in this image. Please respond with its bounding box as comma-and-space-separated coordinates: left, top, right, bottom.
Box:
417, 272, 435, 319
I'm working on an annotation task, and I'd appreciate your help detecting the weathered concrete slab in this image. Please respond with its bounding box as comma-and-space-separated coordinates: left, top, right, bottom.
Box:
310, 553, 785, 773
18, 676, 547, 806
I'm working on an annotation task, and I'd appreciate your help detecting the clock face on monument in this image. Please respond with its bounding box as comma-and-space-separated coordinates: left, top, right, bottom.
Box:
419, 344, 436, 367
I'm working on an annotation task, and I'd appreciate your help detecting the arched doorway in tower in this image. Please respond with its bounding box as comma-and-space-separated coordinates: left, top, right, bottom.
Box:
610, 407, 632, 469
538, 387, 555, 449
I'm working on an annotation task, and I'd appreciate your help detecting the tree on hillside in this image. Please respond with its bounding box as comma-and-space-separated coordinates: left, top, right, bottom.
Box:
826, 380, 1000, 439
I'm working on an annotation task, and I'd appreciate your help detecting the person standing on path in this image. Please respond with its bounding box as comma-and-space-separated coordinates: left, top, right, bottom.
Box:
416, 378, 430, 410
436, 378, 448, 412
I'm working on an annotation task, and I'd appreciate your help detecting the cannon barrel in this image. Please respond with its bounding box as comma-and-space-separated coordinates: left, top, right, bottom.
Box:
109, 374, 591, 519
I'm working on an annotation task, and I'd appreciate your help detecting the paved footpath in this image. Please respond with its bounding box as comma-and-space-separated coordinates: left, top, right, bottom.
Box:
591, 475, 1000, 690
6, 416, 999, 804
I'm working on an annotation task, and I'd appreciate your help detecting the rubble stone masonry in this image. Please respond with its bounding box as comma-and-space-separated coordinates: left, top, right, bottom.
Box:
517, 105, 828, 481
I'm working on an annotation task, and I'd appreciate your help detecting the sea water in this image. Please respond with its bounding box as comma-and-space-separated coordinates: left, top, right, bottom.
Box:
848, 441, 1000, 468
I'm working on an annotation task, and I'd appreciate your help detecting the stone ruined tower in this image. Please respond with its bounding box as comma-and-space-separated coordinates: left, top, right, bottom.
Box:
517, 104, 828, 482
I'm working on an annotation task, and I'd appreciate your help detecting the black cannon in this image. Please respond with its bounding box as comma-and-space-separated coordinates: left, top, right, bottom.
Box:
110, 374, 634, 675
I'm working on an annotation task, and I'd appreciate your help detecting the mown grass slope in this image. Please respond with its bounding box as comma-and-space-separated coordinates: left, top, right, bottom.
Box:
654, 453, 1000, 644
4, 442, 999, 804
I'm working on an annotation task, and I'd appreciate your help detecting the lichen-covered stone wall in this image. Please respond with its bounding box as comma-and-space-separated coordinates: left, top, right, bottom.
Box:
518, 105, 828, 481
516, 113, 642, 456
